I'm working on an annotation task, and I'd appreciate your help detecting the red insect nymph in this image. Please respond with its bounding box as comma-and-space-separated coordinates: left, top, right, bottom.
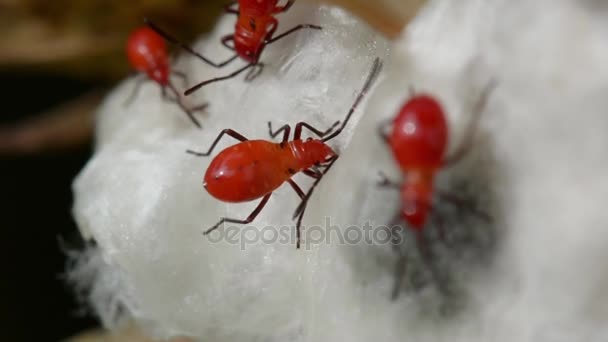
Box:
388, 95, 448, 228
127, 27, 170, 85
124, 26, 208, 128
188, 58, 383, 249
145, 0, 322, 95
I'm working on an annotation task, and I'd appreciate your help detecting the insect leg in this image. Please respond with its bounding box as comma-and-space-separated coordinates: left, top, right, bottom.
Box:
224, 1, 239, 14
274, 0, 295, 13
171, 70, 189, 88
186, 129, 248, 156
265, 24, 322, 45
302, 169, 321, 179
123, 74, 147, 107
377, 171, 400, 189
185, 63, 256, 95
436, 191, 492, 223
377, 119, 392, 143
389, 214, 408, 300
443, 80, 497, 166
287, 179, 306, 249
145, 18, 237, 68
221, 35, 236, 51
267, 122, 291, 144
292, 155, 339, 220
323, 58, 383, 142
203, 194, 271, 235
293, 121, 340, 140
167, 82, 203, 128
244, 63, 264, 82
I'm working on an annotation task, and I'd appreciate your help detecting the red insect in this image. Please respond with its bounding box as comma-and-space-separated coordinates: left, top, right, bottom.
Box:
145, 0, 322, 95
378, 84, 495, 299
187, 58, 382, 249
125, 26, 208, 128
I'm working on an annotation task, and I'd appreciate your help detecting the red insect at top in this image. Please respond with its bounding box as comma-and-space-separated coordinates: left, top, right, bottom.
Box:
124, 26, 207, 128
187, 58, 383, 248
144, 0, 322, 95
232, 0, 295, 63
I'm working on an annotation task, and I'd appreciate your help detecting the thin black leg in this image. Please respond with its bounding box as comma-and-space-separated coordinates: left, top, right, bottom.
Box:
377, 171, 400, 189
377, 118, 392, 143
123, 74, 147, 107
224, 1, 239, 14
167, 82, 203, 128
436, 191, 492, 223
203, 194, 272, 235
185, 63, 256, 95
294, 121, 340, 140
323, 58, 383, 142
443, 80, 497, 166
292, 155, 339, 220
145, 18, 238, 69
265, 24, 322, 45
221, 34, 236, 51
186, 129, 248, 156
274, 0, 295, 13
267, 122, 291, 144
244, 63, 264, 82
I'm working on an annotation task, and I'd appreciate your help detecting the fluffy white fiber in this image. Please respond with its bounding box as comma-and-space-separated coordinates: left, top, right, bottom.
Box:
70, 0, 608, 341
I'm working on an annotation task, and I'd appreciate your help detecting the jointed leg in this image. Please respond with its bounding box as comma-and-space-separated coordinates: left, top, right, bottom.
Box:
443, 80, 496, 166
377, 171, 400, 189
267, 121, 291, 144
185, 63, 256, 95
244, 63, 264, 82
186, 129, 248, 156
172, 70, 189, 88
294, 121, 340, 140
123, 74, 147, 107
292, 155, 339, 220
377, 119, 392, 143
145, 18, 237, 69
274, 0, 295, 13
265, 24, 322, 45
203, 194, 271, 235
167, 82, 203, 128
302, 169, 322, 179
323, 58, 383, 142
224, 1, 239, 14
436, 191, 492, 222
221, 35, 235, 51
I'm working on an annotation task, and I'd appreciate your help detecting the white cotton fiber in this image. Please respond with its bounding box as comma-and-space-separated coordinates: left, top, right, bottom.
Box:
70, 0, 608, 341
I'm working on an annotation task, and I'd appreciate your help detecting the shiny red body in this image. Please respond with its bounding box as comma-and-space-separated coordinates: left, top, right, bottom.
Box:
126, 27, 170, 85
204, 139, 335, 202
234, 0, 284, 63
389, 95, 448, 229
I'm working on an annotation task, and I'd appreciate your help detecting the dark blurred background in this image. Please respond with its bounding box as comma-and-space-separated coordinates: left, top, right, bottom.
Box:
0, 73, 97, 341
0, 1, 225, 340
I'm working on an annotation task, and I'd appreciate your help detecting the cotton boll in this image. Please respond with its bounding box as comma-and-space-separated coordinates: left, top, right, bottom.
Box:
73, 2, 390, 340
72, 0, 608, 341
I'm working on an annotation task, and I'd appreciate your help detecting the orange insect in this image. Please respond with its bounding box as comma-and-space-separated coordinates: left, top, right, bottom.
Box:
188, 58, 382, 248
125, 26, 207, 128
378, 84, 495, 299
145, 0, 321, 95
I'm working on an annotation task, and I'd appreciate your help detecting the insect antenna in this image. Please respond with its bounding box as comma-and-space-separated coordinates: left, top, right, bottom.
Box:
322, 57, 383, 142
